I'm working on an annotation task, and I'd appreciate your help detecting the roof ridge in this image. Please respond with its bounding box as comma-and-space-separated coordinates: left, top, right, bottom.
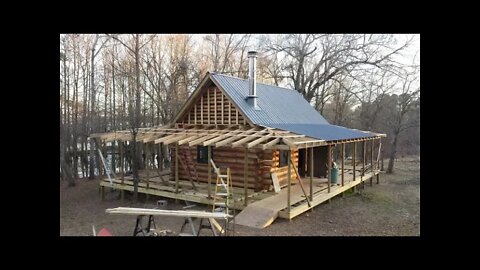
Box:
211, 72, 297, 93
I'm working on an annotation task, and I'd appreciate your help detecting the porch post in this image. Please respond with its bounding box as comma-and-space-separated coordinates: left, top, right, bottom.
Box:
120, 140, 124, 201
175, 143, 179, 194
353, 142, 357, 193
341, 143, 345, 187
244, 147, 248, 206
370, 139, 374, 186
310, 147, 314, 201
327, 144, 331, 193
362, 140, 366, 189
287, 149, 291, 216
208, 146, 212, 199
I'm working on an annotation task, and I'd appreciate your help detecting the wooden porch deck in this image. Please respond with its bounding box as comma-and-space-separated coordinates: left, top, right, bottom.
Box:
99, 171, 273, 211
99, 167, 381, 228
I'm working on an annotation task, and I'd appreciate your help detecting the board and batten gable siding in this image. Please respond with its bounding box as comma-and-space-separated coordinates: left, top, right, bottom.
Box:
177, 86, 250, 126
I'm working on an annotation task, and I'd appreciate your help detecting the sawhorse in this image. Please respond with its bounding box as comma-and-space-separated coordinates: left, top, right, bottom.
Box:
179, 217, 218, 236
133, 215, 156, 236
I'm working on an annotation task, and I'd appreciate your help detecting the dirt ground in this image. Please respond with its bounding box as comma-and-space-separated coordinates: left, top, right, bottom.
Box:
60, 156, 420, 236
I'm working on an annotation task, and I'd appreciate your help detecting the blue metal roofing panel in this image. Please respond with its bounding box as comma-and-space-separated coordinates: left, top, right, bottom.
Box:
266, 123, 376, 141
210, 73, 329, 125
210, 73, 376, 141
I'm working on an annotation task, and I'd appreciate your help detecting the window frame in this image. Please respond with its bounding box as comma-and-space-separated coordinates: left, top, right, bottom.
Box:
279, 150, 289, 167
197, 146, 210, 164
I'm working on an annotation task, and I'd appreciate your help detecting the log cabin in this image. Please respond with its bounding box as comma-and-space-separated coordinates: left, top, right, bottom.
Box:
91, 51, 386, 227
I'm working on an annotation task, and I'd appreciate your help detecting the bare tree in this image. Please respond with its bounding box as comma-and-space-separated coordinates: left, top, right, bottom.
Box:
88, 34, 110, 179
386, 67, 420, 173
263, 34, 413, 106
108, 34, 155, 202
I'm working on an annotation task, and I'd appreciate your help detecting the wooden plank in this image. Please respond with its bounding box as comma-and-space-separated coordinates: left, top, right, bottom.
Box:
214, 128, 257, 147
202, 131, 236, 146
278, 171, 379, 219
262, 137, 280, 150
236, 109, 238, 125
209, 218, 224, 234
106, 207, 232, 219
100, 181, 253, 210
232, 131, 265, 147
271, 172, 281, 193
247, 136, 271, 148
282, 137, 296, 148
154, 134, 178, 144
228, 100, 231, 125
290, 159, 311, 207
177, 152, 197, 190
177, 134, 203, 145
200, 96, 203, 124
235, 176, 326, 226
234, 206, 278, 228
188, 134, 218, 146
163, 134, 189, 145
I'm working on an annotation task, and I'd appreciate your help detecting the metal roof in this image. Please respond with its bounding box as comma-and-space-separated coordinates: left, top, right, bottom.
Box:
210, 73, 329, 125
264, 123, 376, 141
210, 73, 379, 141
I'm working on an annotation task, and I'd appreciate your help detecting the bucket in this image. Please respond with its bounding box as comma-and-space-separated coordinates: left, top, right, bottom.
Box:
330, 167, 338, 184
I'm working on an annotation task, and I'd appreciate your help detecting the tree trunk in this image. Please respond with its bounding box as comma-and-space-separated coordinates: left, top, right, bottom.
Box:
60, 106, 75, 187
132, 34, 142, 202
89, 36, 99, 179
387, 130, 399, 174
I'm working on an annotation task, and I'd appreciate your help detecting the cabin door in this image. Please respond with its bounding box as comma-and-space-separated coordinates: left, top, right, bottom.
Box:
298, 149, 306, 177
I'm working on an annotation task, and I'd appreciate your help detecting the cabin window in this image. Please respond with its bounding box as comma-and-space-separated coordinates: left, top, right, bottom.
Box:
279, 150, 289, 167
197, 146, 210, 164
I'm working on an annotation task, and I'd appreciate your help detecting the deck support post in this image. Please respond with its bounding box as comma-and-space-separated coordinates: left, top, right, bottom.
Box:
327, 145, 331, 193
96, 139, 102, 178
353, 142, 357, 193
159, 143, 164, 171
120, 141, 124, 184
287, 149, 291, 215
362, 141, 366, 180
341, 143, 345, 187
208, 146, 212, 199
146, 142, 151, 202
310, 147, 314, 201
175, 143, 179, 194
244, 147, 248, 206
370, 139, 374, 186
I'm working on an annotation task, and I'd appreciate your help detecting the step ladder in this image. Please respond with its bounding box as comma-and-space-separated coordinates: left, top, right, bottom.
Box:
210, 159, 235, 236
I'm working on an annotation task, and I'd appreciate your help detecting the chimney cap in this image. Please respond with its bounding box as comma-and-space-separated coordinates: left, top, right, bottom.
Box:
248, 51, 258, 57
